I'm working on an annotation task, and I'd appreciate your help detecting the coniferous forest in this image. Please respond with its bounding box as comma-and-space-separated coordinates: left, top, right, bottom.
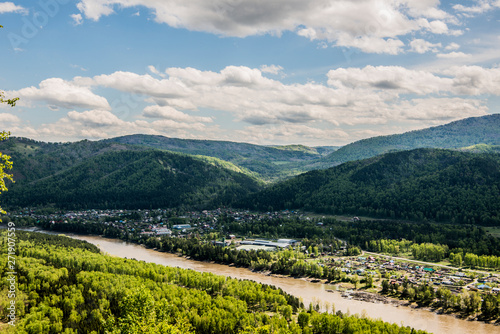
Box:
1, 142, 499, 226
241, 149, 500, 226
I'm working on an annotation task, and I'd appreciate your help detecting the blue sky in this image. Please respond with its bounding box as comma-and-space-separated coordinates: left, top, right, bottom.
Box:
1, 0, 499, 146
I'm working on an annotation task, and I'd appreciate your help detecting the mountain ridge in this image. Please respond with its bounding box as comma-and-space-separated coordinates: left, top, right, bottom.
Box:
3, 114, 499, 182
4, 149, 262, 209
1, 114, 499, 220
239, 148, 500, 226
104, 134, 324, 181
316, 114, 500, 167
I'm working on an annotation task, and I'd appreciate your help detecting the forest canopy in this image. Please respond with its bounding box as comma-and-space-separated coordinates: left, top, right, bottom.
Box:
0, 231, 429, 334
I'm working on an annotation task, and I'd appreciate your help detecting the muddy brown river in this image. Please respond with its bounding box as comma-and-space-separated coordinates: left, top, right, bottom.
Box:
51, 233, 500, 333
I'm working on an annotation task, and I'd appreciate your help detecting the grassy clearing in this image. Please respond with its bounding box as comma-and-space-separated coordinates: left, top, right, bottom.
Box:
484, 226, 500, 238
12, 142, 39, 155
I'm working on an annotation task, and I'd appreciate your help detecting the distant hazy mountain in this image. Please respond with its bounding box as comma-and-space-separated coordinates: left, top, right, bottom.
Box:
315, 114, 500, 168
270, 144, 339, 155
240, 148, 500, 226
106, 114, 500, 175
105, 135, 329, 181
458, 144, 500, 154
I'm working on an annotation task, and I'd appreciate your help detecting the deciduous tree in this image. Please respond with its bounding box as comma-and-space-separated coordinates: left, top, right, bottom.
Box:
0, 25, 17, 216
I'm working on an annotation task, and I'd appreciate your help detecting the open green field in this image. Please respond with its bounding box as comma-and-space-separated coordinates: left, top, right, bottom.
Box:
485, 226, 500, 238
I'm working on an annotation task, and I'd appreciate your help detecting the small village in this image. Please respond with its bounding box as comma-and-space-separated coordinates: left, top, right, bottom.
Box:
323, 255, 500, 294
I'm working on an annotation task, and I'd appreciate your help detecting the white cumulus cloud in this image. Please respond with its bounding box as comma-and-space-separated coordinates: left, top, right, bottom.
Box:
142, 105, 212, 123
445, 42, 460, 51
13, 78, 111, 110
13, 64, 500, 144
453, 1, 495, 14
328, 65, 500, 97
409, 39, 441, 53
260, 65, 284, 75
73, 0, 463, 54
71, 14, 83, 25
0, 2, 27, 14
327, 66, 451, 95
0, 113, 21, 123
437, 51, 471, 59
67, 109, 124, 127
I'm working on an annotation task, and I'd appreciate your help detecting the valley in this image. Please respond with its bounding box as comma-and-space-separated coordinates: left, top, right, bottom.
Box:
4, 206, 500, 327
3, 2, 500, 332
38, 231, 500, 334
1, 114, 500, 333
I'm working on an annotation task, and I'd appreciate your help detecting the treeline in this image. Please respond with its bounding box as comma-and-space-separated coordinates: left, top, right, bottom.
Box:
241, 149, 500, 225
329, 220, 500, 257
366, 239, 449, 263
15, 212, 500, 265
223, 216, 500, 257
410, 243, 449, 262
146, 235, 275, 269
144, 235, 352, 280
225, 216, 500, 268
450, 252, 500, 269
0, 231, 430, 334
381, 279, 500, 320
365, 239, 413, 255
365, 239, 500, 269
13, 230, 100, 253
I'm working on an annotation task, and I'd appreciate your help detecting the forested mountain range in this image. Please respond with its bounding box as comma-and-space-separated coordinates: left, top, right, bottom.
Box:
239, 148, 500, 226
0, 114, 499, 222
314, 114, 500, 168
104, 135, 335, 180
1, 114, 498, 183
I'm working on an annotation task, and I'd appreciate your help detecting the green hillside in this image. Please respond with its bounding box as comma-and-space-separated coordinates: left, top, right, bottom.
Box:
0, 137, 146, 183
4, 150, 262, 209
459, 143, 500, 154
240, 148, 500, 226
105, 135, 323, 180
1, 114, 499, 212
316, 114, 500, 167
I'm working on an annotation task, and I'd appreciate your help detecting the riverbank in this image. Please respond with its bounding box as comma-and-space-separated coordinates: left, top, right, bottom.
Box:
253, 265, 500, 327
335, 287, 499, 326
74, 232, 500, 332
13, 226, 500, 332
190, 251, 500, 328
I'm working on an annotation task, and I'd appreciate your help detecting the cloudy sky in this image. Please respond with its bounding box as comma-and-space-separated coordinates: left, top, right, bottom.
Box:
0, 0, 499, 146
